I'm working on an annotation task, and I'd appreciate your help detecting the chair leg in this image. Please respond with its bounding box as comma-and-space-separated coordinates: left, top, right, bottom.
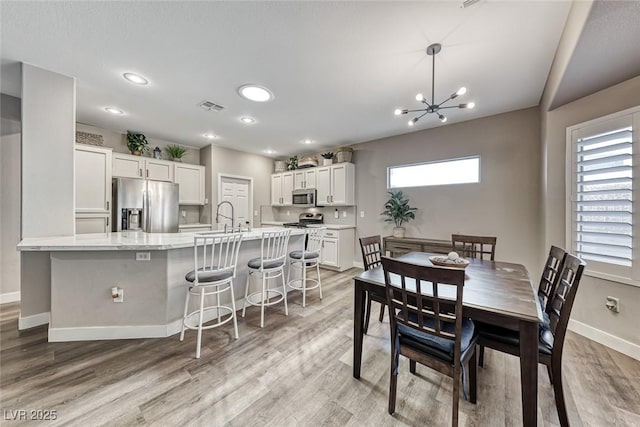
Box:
364, 293, 372, 335
479, 345, 485, 368
281, 267, 288, 316
286, 259, 291, 289
229, 281, 239, 340
195, 288, 205, 359
180, 287, 190, 341
242, 273, 250, 318
547, 364, 554, 385
409, 359, 416, 374
389, 361, 398, 415
302, 262, 307, 308
452, 362, 461, 427
552, 362, 569, 427
378, 302, 385, 322
469, 348, 478, 404
216, 289, 221, 324
317, 262, 323, 300
260, 273, 266, 328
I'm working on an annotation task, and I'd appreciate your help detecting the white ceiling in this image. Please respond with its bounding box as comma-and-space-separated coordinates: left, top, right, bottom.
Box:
0, 1, 573, 157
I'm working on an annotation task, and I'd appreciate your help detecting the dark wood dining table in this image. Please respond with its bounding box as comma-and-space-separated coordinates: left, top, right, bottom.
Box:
352, 252, 542, 427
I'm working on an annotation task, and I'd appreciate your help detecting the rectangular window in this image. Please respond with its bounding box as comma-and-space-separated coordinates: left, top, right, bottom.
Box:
387, 156, 480, 189
567, 106, 640, 285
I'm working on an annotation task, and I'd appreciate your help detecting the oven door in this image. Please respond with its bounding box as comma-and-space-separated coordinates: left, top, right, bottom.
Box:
292, 189, 316, 207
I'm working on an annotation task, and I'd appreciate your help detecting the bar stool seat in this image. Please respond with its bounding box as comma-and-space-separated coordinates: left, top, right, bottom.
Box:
180, 232, 243, 359
287, 227, 325, 308
243, 229, 292, 328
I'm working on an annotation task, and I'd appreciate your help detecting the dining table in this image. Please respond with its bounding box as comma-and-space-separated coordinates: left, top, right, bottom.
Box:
352, 252, 542, 427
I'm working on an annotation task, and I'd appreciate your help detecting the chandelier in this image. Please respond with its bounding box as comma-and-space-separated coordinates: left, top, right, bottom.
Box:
394, 43, 475, 126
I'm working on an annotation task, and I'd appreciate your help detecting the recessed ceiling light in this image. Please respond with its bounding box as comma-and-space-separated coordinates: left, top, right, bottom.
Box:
264, 149, 275, 155
238, 85, 273, 102
203, 133, 218, 140
105, 107, 124, 115
123, 73, 148, 85
303, 139, 313, 144
240, 116, 256, 124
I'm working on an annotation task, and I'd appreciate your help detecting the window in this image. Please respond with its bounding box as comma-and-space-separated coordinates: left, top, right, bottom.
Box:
387, 156, 480, 189
567, 106, 640, 284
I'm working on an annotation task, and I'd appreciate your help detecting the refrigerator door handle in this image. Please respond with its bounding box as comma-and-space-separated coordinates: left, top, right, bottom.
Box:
142, 190, 148, 231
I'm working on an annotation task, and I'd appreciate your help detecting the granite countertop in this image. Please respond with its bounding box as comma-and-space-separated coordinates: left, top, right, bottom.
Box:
260, 221, 286, 226
18, 227, 306, 251
178, 223, 213, 229
308, 224, 356, 230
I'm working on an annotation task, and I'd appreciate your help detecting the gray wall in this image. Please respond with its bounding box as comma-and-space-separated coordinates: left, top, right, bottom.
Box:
1, 94, 21, 298
353, 107, 542, 275
542, 75, 640, 346
201, 144, 273, 227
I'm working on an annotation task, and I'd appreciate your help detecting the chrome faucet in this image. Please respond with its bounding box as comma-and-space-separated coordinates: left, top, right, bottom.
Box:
215, 201, 234, 232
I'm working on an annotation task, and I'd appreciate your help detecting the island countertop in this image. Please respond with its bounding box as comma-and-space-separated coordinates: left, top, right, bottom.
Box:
17, 227, 306, 251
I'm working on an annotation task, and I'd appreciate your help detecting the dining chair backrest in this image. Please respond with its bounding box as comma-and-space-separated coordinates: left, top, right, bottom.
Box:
259, 229, 291, 270
382, 256, 466, 355
359, 235, 383, 271
304, 227, 325, 258
547, 253, 585, 354
451, 234, 497, 260
193, 232, 244, 284
538, 246, 566, 313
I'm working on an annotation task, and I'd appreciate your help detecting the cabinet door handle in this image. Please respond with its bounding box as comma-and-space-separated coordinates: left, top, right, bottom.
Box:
327, 196, 330, 203
106, 201, 109, 210
106, 217, 109, 227
139, 168, 142, 177
146, 169, 149, 178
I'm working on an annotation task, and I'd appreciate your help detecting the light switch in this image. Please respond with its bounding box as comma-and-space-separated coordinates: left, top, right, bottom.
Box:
342, 211, 347, 218
360, 211, 365, 218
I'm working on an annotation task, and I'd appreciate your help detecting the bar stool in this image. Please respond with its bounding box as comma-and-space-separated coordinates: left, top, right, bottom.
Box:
180, 232, 243, 358
242, 229, 291, 328
287, 227, 325, 307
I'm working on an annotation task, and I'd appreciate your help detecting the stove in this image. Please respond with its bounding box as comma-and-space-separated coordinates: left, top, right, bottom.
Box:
282, 213, 324, 228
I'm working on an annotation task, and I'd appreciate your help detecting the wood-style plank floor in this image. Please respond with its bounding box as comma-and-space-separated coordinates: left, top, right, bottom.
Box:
1, 268, 639, 426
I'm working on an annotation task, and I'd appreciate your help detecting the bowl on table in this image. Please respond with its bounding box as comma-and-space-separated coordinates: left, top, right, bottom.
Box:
428, 255, 470, 269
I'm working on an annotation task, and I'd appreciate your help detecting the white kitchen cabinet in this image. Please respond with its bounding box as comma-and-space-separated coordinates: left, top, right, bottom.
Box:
112, 153, 174, 182
316, 163, 355, 206
271, 172, 294, 206
320, 228, 355, 272
293, 169, 316, 190
174, 163, 205, 205
75, 214, 110, 234
75, 144, 112, 213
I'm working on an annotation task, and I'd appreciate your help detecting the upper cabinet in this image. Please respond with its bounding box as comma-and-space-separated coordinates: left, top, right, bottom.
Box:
175, 163, 205, 205
316, 163, 355, 206
271, 172, 294, 206
75, 144, 112, 213
112, 153, 173, 182
294, 169, 316, 190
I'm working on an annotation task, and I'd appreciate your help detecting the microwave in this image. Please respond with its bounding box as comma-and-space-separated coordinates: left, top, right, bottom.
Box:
292, 189, 317, 207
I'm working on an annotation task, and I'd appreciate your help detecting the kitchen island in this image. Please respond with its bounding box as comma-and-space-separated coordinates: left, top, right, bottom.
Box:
17, 228, 305, 342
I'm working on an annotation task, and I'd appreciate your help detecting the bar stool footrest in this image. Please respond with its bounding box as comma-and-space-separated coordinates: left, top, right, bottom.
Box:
288, 278, 320, 291
183, 306, 235, 331
245, 290, 285, 307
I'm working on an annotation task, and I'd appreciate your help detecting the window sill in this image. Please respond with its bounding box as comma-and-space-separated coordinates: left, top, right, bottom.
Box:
584, 269, 640, 288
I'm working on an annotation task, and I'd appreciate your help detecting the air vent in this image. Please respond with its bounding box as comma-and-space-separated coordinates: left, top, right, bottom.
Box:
461, 0, 481, 8
198, 100, 225, 112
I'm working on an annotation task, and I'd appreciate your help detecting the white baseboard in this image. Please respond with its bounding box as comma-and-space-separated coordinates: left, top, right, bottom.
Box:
568, 319, 640, 361
0, 291, 20, 304
353, 261, 364, 269
49, 319, 184, 342
18, 311, 50, 330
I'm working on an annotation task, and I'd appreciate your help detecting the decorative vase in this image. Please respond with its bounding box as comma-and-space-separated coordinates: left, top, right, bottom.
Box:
392, 227, 405, 238
323, 158, 333, 166
172, 158, 182, 162
131, 151, 142, 156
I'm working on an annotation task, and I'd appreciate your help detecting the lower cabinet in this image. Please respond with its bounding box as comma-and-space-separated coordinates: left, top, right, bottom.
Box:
75, 214, 110, 234
320, 228, 355, 272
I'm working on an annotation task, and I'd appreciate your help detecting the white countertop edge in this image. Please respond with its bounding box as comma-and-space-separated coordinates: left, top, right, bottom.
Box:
178, 223, 213, 229
17, 228, 306, 251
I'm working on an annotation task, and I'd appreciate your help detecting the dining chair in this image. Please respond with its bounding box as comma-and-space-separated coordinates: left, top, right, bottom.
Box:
287, 227, 325, 307
451, 234, 497, 260
359, 235, 385, 333
476, 253, 585, 427
180, 232, 243, 358
479, 245, 567, 367
242, 229, 291, 328
382, 256, 478, 427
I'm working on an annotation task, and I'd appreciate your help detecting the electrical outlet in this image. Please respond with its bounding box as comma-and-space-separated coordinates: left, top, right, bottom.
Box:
334, 209, 339, 219
136, 252, 151, 261
111, 286, 124, 303
360, 211, 365, 218
342, 211, 347, 218
181, 210, 186, 218
254, 210, 258, 216
605, 296, 620, 313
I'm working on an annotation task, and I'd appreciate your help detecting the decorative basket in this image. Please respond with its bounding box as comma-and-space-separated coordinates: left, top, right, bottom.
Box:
336, 147, 353, 163
76, 131, 104, 146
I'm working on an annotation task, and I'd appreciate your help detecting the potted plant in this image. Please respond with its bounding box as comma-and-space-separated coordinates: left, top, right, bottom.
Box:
165, 144, 187, 162
287, 155, 298, 170
321, 152, 334, 166
126, 131, 149, 155
381, 190, 418, 238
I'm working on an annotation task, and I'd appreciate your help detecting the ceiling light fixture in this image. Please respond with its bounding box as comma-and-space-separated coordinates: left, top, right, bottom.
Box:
238, 85, 273, 102
203, 133, 218, 140
303, 139, 313, 144
395, 43, 475, 126
123, 73, 148, 85
264, 149, 275, 155
104, 107, 124, 115
240, 116, 255, 124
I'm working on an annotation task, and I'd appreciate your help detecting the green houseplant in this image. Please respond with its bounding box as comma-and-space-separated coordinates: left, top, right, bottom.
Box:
165, 144, 187, 161
287, 155, 298, 170
381, 190, 418, 238
126, 131, 149, 155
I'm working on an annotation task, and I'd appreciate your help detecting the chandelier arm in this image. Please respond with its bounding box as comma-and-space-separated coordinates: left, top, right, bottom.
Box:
414, 111, 430, 121
431, 48, 436, 106
438, 105, 465, 110
406, 108, 430, 113
438, 96, 455, 107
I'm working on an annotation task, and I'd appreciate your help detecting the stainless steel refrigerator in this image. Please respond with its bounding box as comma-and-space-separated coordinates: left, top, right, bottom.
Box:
112, 178, 179, 233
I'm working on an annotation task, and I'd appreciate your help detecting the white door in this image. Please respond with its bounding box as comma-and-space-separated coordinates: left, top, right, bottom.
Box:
304, 169, 317, 189
282, 172, 294, 205
75, 145, 112, 213
293, 171, 305, 190
271, 174, 282, 205
112, 153, 144, 179
145, 159, 174, 182
220, 176, 251, 228
175, 163, 205, 205
331, 164, 347, 205
316, 166, 331, 205
321, 238, 339, 267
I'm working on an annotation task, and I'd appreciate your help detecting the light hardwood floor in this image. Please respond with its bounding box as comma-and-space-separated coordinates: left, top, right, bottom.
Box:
1, 267, 639, 426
